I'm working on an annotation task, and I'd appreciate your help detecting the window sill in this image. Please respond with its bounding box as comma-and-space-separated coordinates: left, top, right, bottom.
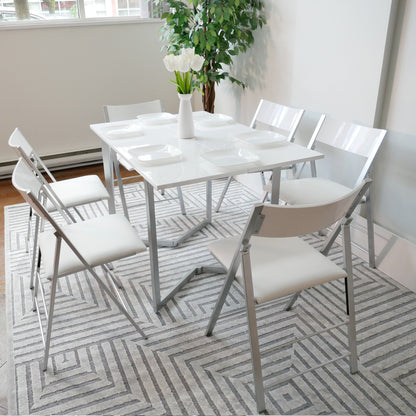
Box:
0, 16, 161, 31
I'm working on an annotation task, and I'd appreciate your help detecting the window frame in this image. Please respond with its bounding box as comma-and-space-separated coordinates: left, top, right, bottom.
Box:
0, 0, 160, 29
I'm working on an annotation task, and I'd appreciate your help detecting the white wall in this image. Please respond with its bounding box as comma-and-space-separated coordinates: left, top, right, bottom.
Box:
216, 0, 392, 125
373, 0, 416, 243
0, 20, 176, 165
1, 2, 416, 286
215, 0, 416, 247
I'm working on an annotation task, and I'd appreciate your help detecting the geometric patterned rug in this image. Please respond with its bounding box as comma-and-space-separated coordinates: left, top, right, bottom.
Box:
5, 179, 416, 415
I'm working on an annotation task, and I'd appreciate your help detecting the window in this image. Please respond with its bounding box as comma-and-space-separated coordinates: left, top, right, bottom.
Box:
0, 0, 154, 22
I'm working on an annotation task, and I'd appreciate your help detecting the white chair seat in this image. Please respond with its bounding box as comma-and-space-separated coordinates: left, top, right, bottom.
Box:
209, 235, 346, 304
270, 177, 352, 205
206, 182, 370, 414
39, 214, 146, 280
47, 175, 109, 211
12, 158, 148, 370
262, 120, 387, 270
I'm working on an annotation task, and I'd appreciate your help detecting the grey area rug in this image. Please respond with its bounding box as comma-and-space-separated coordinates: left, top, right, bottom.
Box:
5, 179, 416, 415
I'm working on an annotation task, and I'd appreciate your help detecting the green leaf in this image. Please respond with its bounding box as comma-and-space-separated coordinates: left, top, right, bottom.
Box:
160, 0, 266, 104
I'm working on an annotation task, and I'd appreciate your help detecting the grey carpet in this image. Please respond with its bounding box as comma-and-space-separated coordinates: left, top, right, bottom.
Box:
5, 179, 416, 415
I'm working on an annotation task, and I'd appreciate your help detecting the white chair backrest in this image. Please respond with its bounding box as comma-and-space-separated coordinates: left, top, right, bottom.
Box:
293, 111, 326, 149
313, 118, 387, 185
12, 158, 73, 225
9, 128, 56, 182
103, 99, 164, 122
255, 179, 371, 238
12, 157, 43, 200
8, 128, 34, 157
250, 99, 304, 141
12, 159, 59, 224
12, 159, 94, 270
316, 118, 386, 158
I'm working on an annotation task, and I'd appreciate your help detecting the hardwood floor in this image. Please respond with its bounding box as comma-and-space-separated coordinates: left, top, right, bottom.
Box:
0, 177, 23, 292
0, 162, 138, 293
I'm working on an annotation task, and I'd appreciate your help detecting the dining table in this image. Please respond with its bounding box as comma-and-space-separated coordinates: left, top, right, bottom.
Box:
90, 111, 324, 312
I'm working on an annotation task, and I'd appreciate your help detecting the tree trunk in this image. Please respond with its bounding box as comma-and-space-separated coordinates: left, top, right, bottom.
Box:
14, 0, 30, 19
202, 80, 215, 113
43, 0, 56, 14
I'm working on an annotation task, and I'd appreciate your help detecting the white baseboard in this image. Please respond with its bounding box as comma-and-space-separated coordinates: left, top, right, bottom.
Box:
0, 148, 102, 179
349, 215, 416, 293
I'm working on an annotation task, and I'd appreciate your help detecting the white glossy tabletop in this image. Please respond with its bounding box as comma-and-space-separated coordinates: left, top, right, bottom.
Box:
90, 112, 323, 190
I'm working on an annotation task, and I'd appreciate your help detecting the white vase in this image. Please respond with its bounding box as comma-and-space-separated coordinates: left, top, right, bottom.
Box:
178, 93, 194, 139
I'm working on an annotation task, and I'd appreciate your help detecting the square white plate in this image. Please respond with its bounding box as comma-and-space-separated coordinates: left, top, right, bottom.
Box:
192, 111, 212, 121
127, 144, 182, 165
136, 112, 177, 125
201, 147, 259, 169
197, 114, 234, 128
235, 130, 288, 147
103, 124, 143, 139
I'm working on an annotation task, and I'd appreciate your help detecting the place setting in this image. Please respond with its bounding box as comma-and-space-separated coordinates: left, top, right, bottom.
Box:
136, 112, 177, 126
234, 129, 289, 148
121, 143, 183, 166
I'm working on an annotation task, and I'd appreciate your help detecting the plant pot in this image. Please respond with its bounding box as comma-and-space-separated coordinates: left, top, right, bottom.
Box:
178, 93, 194, 139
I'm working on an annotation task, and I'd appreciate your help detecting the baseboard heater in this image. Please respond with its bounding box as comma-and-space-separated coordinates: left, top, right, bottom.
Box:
0, 148, 103, 179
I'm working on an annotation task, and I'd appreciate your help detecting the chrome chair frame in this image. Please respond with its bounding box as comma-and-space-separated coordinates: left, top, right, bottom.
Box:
206, 179, 371, 414
263, 119, 387, 268
12, 158, 147, 371
8, 128, 110, 290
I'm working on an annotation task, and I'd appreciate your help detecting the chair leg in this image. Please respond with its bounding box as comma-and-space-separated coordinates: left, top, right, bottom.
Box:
260, 190, 269, 204
205, 267, 236, 336
32, 251, 42, 312
114, 157, 130, 221
260, 171, 266, 187
320, 220, 342, 256
283, 291, 300, 311
215, 176, 232, 212
89, 267, 147, 339
43, 272, 58, 371
241, 249, 266, 414
26, 206, 32, 253
43, 236, 62, 371
260, 176, 273, 204
30, 213, 40, 290
342, 220, 358, 373
177, 186, 186, 215
366, 189, 376, 268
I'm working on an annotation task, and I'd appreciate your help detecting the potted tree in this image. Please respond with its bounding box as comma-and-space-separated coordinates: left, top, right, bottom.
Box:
156, 0, 266, 113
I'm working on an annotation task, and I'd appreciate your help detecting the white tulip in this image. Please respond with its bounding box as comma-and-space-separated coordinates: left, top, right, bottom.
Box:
177, 54, 191, 72
163, 54, 178, 72
191, 54, 205, 71
181, 47, 195, 58
163, 48, 204, 74
163, 48, 204, 94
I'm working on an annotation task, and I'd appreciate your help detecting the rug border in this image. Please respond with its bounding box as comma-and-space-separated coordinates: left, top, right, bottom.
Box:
5, 204, 27, 416
4, 193, 416, 416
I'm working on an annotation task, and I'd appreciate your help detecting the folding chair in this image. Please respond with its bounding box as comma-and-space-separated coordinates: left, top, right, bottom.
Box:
103, 100, 186, 220
263, 118, 387, 268
205, 179, 371, 414
214, 99, 304, 212
12, 158, 148, 371
9, 128, 110, 289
